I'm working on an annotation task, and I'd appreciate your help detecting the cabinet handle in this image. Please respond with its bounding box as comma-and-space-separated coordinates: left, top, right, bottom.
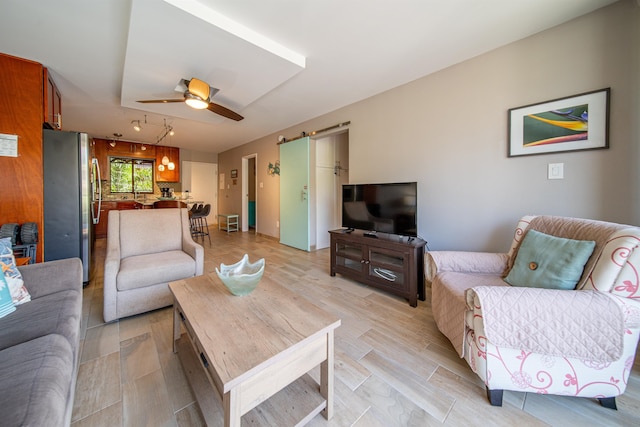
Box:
199, 352, 209, 368
374, 268, 397, 282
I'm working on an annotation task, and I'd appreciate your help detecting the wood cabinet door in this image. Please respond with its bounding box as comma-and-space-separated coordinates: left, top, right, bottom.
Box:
43, 67, 62, 129
93, 139, 110, 181
95, 201, 116, 238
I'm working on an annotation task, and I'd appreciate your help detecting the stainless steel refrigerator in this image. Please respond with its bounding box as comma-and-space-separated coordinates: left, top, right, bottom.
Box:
43, 129, 97, 283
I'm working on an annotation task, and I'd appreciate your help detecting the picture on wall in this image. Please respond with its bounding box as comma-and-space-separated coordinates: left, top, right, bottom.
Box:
508, 88, 610, 157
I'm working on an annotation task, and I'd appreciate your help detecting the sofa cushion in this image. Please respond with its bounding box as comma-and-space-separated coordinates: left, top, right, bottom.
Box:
117, 250, 196, 291
0, 334, 74, 427
0, 289, 81, 351
504, 230, 595, 290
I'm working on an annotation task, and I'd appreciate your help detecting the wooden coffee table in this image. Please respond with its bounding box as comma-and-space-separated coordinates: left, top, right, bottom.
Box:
169, 272, 341, 427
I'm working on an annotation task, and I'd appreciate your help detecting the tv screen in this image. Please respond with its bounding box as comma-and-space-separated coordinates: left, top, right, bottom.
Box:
342, 182, 417, 237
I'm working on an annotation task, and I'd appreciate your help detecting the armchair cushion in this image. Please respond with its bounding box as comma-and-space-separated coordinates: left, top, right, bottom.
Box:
117, 250, 198, 291
466, 286, 624, 362
504, 230, 596, 290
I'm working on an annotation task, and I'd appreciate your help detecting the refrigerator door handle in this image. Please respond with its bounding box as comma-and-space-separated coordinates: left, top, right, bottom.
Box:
91, 158, 101, 225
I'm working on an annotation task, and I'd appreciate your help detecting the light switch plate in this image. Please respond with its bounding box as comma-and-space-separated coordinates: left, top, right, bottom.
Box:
548, 163, 564, 179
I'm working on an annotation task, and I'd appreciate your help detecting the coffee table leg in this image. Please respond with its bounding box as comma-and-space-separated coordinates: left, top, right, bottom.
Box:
223, 388, 241, 427
173, 303, 180, 354
320, 329, 335, 420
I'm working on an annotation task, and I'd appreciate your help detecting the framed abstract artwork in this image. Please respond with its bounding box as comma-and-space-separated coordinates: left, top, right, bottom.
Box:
508, 88, 610, 157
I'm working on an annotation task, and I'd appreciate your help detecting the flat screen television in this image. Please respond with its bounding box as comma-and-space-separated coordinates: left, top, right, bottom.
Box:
342, 182, 417, 237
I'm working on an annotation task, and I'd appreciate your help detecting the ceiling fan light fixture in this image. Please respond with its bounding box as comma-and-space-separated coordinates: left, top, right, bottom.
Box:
184, 92, 209, 109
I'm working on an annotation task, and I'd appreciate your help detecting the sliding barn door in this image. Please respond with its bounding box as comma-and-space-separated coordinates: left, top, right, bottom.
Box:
279, 137, 310, 251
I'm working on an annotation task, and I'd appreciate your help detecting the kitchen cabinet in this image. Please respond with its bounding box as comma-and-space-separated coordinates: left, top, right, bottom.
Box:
93, 139, 109, 180
43, 67, 62, 129
116, 201, 143, 210
156, 146, 180, 182
94, 201, 144, 238
95, 201, 116, 238
106, 140, 155, 158
329, 229, 426, 307
92, 138, 157, 181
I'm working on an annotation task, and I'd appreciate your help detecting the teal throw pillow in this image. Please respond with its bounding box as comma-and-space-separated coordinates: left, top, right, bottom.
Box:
0, 237, 31, 305
0, 274, 16, 318
504, 230, 596, 290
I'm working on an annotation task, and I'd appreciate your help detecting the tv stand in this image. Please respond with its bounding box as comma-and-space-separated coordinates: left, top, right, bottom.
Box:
329, 229, 426, 307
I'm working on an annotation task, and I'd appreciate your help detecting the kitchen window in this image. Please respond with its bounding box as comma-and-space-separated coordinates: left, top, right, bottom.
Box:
110, 158, 154, 193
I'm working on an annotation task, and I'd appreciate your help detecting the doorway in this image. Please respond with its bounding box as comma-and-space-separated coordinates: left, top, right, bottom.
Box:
241, 154, 257, 233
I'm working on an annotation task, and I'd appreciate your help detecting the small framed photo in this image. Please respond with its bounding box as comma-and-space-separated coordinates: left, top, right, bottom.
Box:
508, 88, 610, 157
230, 169, 238, 178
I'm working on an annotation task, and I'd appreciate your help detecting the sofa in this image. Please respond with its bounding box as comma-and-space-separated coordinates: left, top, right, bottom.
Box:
0, 257, 83, 426
104, 208, 203, 322
427, 215, 640, 408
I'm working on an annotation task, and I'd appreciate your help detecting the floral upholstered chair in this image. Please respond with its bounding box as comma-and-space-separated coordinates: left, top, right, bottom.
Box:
427, 215, 640, 409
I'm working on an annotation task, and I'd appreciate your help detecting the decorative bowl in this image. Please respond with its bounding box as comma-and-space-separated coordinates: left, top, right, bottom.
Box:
215, 254, 265, 296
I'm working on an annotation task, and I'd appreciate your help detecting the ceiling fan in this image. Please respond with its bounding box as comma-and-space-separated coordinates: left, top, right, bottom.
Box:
136, 77, 244, 121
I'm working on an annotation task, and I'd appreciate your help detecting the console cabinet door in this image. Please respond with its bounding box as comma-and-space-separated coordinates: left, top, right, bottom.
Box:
334, 238, 365, 275
366, 246, 409, 290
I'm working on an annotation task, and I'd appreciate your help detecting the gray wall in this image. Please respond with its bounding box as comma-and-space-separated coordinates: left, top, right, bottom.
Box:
219, 0, 639, 251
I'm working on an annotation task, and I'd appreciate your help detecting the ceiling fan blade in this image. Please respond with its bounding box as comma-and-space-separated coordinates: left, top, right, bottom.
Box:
136, 99, 185, 103
207, 102, 244, 121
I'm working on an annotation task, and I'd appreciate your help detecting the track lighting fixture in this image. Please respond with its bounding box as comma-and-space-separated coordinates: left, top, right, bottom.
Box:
109, 133, 122, 147
131, 115, 147, 132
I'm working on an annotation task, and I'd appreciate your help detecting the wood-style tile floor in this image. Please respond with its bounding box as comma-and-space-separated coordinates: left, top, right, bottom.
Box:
71, 229, 640, 426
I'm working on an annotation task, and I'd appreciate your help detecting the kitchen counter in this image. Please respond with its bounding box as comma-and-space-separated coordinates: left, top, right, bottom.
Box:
95, 198, 206, 238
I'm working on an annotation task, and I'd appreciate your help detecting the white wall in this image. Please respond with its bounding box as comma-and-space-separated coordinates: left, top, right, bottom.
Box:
219, 0, 639, 252
182, 161, 218, 219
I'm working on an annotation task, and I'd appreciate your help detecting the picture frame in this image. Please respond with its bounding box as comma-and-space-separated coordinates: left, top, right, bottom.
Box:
230, 169, 238, 178
508, 88, 610, 157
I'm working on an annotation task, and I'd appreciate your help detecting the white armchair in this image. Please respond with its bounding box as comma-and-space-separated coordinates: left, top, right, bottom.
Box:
428, 215, 640, 409
103, 208, 203, 322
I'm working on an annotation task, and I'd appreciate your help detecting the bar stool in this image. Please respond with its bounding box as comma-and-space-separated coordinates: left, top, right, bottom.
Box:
191, 204, 211, 246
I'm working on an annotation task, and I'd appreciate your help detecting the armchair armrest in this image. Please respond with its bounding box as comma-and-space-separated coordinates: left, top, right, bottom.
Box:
466, 286, 628, 362
182, 236, 204, 275
426, 251, 509, 282
103, 213, 122, 322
